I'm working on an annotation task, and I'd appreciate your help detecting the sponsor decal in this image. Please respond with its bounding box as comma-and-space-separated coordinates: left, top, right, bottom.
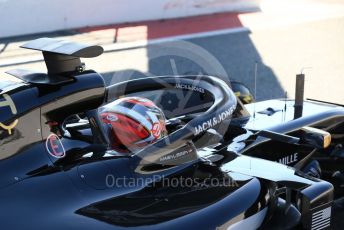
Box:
175, 83, 205, 93
0, 94, 18, 135
158, 142, 197, 164
151, 122, 162, 138
277, 153, 298, 165
0, 119, 18, 135
194, 105, 236, 135
159, 148, 193, 162
106, 114, 118, 122
311, 207, 331, 230
45, 134, 66, 158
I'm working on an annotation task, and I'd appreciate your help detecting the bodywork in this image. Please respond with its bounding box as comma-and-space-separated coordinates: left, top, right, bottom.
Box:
0, 38, 336, 229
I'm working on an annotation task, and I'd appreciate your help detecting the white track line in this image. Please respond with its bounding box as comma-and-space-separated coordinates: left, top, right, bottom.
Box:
0, 27, 249, 68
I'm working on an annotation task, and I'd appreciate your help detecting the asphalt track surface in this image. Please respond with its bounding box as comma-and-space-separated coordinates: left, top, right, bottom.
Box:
96, 16, 344, 104
1, 1, 344, 104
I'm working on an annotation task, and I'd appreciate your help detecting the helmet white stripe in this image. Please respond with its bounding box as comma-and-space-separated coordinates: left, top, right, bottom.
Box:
111, 105, 153, 130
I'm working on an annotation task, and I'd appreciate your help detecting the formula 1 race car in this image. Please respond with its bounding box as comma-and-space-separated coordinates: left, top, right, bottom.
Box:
0, 38, 336, 230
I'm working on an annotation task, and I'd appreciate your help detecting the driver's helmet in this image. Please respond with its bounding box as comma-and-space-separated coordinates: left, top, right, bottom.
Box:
99, 97, 168, 153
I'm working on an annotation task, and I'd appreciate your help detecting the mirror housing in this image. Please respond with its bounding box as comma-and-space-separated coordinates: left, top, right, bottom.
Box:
300, 126, 331, 149
231, 81, 254, 104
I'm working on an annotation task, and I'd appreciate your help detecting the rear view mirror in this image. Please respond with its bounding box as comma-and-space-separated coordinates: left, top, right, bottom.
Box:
230, 81, 254, 104
300, 126, 331, 149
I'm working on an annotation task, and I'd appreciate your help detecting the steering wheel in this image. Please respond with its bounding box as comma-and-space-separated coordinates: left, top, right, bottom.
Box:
104, 75, 237, 170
